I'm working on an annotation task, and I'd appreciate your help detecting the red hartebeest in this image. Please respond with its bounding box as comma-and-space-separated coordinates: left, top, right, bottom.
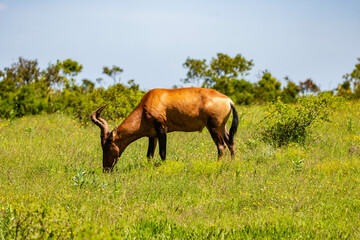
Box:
91, 87, 239, 171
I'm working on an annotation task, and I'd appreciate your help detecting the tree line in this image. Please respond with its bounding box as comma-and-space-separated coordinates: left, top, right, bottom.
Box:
180, 53, 359, 105
0, 55, 359, 121
0, 58, 143, 121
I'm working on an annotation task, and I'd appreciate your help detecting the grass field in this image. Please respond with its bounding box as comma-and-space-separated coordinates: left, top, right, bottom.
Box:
1, 101, 360, 239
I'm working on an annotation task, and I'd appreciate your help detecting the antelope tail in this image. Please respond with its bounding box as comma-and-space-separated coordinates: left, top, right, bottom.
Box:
229, 103, 239, 143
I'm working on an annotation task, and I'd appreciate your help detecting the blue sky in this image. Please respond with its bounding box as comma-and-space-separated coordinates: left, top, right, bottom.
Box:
0, 0, 359, 91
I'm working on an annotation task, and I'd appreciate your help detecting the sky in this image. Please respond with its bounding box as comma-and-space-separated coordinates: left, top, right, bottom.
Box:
0, 0, 359, 91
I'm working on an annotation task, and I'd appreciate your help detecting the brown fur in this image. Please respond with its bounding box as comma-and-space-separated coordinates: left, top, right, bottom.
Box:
91, 87, 238, 171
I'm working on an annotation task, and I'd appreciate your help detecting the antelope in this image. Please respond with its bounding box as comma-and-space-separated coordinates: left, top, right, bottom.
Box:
91, 87, 239, 172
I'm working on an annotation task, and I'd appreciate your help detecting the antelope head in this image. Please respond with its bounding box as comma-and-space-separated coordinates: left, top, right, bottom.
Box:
91, 105, 120, 172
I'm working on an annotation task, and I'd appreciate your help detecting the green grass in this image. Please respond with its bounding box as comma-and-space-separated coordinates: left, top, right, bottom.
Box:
1, 101, 360, 239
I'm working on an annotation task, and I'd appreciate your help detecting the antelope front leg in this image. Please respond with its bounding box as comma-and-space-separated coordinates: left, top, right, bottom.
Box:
147, 137, 157, 159
154, 122, 167, 161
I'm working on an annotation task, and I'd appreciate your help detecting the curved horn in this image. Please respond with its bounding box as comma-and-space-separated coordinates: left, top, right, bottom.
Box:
91, 104, 109, 140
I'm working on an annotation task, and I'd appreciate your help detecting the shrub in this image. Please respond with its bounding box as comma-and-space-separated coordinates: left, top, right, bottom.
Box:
254, 71, 282, 103
281, 80, 300, 103
259, 93, 339, 147
213, 78, 255, 105
73, 82, 145, 123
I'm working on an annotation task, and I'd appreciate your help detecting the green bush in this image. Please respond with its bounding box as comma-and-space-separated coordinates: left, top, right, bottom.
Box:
73, 82, 145, 123
213, 78, 255, 105
281, 80, 300, 103
259, 93, 340, 147
254, 71, 282, 103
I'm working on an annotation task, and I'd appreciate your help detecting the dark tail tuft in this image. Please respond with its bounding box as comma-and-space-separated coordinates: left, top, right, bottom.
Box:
229, 103, 239, 143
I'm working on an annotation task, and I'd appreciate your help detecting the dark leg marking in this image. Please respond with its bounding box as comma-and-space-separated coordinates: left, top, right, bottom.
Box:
154, 121, 167, 160
147, 137, 158, 159
224, 131, 235, 158
207, 117, 226, 159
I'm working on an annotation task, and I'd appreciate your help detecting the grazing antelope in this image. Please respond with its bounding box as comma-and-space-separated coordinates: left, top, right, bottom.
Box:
91, 87, 239, 172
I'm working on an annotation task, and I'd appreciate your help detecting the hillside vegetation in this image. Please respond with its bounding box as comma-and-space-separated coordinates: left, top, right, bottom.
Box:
1, 99, 360, 239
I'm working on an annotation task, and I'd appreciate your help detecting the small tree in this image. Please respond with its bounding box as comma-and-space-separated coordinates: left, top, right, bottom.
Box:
254, 71, 282, 103
182, 53, 254, 104
81, 79, 95, 93
182, 58, 208, 87
299, 78, 319, 95
103, 65, 123, 84
213, 78, 255, 105
281, 76, 300, 103
343, 58, 360, 82
0, 58, 47, 118
339, 58, 360, 98
56, 59, 83, 89
182, 53, 253, 88
336, 80, 352, 97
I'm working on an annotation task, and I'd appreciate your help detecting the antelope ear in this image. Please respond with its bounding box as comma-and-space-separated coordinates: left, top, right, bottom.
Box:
110, 126, 117, 141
